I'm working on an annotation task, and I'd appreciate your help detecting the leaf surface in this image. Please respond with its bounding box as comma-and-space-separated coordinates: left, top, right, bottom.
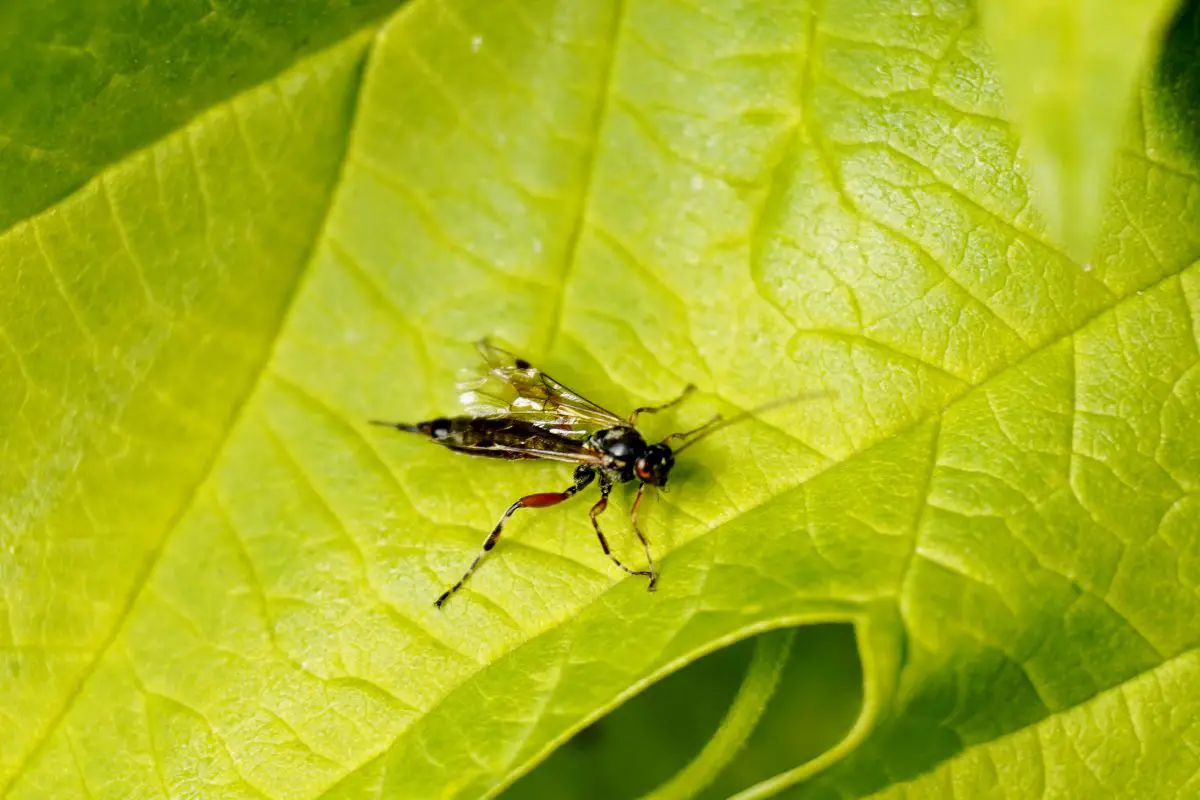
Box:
2, 0, 1199, 798
867, 650, 1200, 798
977, 0, 1182, 259
0, 0, 402, 231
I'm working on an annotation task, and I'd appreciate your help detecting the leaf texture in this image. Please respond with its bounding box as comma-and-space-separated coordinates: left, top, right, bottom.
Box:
1, 0, 1198, 797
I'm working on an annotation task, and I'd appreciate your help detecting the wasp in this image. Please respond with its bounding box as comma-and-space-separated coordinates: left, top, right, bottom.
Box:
372, 340, 795, 608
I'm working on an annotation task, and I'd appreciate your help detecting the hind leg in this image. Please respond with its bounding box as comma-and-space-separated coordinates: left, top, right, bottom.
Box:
435, 466, 595, 608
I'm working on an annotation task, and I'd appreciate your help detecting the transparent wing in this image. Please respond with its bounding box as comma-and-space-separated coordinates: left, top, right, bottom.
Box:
457, 340, 624, 438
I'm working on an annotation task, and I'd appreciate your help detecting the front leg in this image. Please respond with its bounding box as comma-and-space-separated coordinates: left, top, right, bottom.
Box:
589, 476, 655, 585
628, 483, 658, 590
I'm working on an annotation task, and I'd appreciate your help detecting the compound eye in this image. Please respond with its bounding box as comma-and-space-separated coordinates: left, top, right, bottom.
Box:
635, 461, 652, 481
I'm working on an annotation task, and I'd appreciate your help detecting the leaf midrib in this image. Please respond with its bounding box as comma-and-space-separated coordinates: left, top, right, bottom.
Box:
542, 0, 628, 357
11, 3, 1200, 796
6, 0, 633, 789
323, 253, 1200, 799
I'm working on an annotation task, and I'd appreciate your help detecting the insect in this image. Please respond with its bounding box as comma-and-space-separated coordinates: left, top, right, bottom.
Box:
372, 340, 793, 608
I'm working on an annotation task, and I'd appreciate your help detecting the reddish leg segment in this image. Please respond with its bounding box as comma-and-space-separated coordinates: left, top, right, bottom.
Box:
435, 467, 595, 608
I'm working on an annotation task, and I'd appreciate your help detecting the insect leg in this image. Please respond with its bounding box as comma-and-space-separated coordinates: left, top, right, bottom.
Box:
629, 483, 658, 590
628, 384, 696, 424
661, 413, 723, 445
435, 465, 596, 608
589, 477, 655, 585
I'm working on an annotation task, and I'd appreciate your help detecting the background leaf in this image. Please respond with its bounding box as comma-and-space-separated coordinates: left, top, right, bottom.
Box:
868, 650, 1200, 798
2, 0, 1199, 798
0, 32, 376, 793
977, 0, 1181, 260
508, 625, 862, 799
0, 0, 402, 230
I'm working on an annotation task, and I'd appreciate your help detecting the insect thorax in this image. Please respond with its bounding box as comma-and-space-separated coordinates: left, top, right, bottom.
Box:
587, 425, 647, 482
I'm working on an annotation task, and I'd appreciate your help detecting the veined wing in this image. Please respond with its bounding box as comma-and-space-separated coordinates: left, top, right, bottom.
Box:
457, 339, 623, 438
435, 416, 607, 464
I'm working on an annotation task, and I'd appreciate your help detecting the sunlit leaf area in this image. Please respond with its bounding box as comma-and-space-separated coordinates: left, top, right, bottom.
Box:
3, 0, 1199, 797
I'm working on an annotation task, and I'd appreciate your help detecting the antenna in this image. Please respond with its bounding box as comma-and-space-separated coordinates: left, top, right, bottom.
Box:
670, 392, 826, 453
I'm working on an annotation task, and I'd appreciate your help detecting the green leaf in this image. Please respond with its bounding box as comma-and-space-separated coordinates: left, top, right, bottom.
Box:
977, 0, 1181, 260
507, 625, 863, 800
2, 0, 1199, 799
0, 0, 402, 231
865, 649, 1200, 798
0, 30, 378, 796
643, 627, 797, 800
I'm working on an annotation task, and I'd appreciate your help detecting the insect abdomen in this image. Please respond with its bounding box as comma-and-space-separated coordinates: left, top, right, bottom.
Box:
427, 416, 587, 460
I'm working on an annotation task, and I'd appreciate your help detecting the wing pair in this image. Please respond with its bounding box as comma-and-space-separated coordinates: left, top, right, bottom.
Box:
425, 340, 623, 464
459, 340, 623, 435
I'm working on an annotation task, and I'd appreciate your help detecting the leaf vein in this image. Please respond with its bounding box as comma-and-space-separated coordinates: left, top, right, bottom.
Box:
542, 0, 628, 354
0, 32, 382, 795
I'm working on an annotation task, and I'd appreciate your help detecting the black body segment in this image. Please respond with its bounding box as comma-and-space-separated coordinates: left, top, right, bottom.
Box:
374, 416, 605, 464
586, 425, 647, 482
